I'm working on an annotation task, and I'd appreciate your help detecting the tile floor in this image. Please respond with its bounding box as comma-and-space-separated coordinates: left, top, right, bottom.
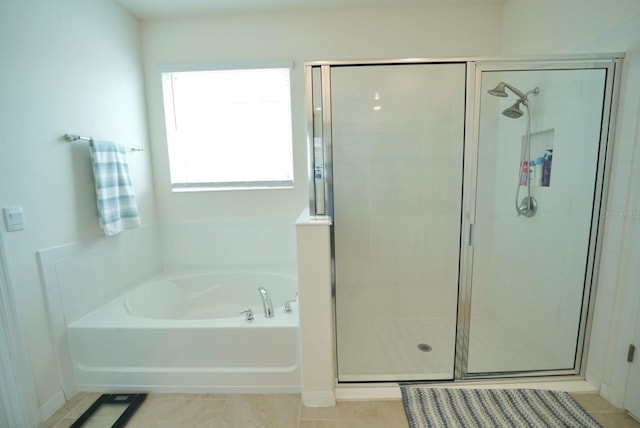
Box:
43, 392, 640, 428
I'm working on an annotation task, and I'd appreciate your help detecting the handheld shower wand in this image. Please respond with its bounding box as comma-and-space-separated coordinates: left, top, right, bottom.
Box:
487, 81, 541, 217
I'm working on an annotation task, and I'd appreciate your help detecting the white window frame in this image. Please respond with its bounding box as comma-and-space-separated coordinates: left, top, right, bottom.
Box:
158, 61, 295, 192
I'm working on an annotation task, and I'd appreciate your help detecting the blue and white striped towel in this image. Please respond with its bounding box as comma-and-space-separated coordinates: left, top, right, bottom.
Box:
89, 140, 141, 236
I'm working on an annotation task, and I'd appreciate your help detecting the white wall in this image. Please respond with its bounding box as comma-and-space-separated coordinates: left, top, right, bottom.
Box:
0, 0, 156, 418
0, 233, 40, 428
141, 5, 503, 267
502, 0, 640, 54
501, 0, 640, 408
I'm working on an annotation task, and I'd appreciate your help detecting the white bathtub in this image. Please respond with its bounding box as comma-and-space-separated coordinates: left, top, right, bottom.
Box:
66, 270, 301, 393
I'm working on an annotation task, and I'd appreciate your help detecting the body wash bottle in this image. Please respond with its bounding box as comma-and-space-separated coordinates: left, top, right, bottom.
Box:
534, 156, 544, 186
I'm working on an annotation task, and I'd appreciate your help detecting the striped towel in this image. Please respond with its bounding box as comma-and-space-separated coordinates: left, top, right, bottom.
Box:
89, 140, 141, 236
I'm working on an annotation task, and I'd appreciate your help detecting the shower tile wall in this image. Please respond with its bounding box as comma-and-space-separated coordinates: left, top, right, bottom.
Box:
38, 225, 161, 325
37, 225, 161, 397
469, 69, 607, 372
159, 220, 297, 269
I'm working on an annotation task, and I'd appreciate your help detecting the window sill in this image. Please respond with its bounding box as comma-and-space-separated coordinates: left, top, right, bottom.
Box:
171, 181, 294, 192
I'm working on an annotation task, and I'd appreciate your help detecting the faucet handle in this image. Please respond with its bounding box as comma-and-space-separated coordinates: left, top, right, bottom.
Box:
284, 299, 297, 313
239, 308, 254, 321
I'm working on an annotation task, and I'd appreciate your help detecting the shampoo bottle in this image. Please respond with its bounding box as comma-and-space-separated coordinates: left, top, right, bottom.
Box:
542, 150, 553, 186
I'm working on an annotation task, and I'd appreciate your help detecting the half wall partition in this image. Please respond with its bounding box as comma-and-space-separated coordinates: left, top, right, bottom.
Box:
306, 56, 621, 383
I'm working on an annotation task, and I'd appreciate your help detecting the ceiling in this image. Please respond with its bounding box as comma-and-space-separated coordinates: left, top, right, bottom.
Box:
117, 0, 505, 20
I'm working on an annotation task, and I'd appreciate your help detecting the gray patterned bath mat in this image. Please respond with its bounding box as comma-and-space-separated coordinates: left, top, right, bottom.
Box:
401, 387, 602, 427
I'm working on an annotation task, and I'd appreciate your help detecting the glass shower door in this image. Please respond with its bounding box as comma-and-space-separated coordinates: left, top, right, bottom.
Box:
331, 63, 466, 381
465, 63, 615, 375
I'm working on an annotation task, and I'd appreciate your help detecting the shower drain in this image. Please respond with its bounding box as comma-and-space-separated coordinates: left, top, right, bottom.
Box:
417, 343, 433, 352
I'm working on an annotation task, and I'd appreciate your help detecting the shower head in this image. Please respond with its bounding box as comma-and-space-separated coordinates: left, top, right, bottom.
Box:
487, 82, 509, 97
502, 101, 525, 119
488, 82, 540, 119
487, 81, 528, 99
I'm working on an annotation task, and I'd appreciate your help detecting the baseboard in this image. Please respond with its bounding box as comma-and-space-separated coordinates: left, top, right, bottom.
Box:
302, 391, 336, 407
336, 386, 402, 401
40, 389, 66, 422
335, 379, 597, 401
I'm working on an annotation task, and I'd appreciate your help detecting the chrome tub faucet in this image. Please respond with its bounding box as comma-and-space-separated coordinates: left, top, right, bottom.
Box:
258, 287, 274, 318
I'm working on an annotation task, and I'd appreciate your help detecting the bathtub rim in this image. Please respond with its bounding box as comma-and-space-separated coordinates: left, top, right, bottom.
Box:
68, 268, 299, 329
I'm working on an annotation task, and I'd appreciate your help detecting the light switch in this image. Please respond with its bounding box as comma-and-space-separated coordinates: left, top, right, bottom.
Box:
3, 206, 25, 232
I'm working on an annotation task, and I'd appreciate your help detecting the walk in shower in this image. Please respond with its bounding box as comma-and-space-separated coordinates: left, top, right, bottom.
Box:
305, 56, 620, 383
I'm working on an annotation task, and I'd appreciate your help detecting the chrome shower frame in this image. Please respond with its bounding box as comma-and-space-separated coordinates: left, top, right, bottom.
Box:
459, 57, 622, 380
305, 54, 623, 386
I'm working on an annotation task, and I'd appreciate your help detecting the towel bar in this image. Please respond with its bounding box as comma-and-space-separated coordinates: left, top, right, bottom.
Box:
64, 133, 143, 152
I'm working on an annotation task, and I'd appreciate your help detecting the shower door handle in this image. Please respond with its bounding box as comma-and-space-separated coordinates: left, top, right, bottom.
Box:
468, 224, 475, 246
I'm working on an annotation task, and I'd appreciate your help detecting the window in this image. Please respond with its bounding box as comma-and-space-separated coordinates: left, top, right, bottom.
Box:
160, 65, 294, 191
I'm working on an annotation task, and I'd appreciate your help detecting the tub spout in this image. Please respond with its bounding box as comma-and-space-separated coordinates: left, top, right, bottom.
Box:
258, 287, 274, 318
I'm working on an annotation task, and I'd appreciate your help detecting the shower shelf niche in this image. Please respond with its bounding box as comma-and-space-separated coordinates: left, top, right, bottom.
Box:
521, 128, 554, 187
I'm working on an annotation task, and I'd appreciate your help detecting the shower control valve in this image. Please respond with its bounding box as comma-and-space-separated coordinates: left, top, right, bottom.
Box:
239, 309, 254, 321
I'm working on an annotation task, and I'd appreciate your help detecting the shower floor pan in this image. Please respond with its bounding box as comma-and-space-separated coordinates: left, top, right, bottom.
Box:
337, 317, 545, 382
